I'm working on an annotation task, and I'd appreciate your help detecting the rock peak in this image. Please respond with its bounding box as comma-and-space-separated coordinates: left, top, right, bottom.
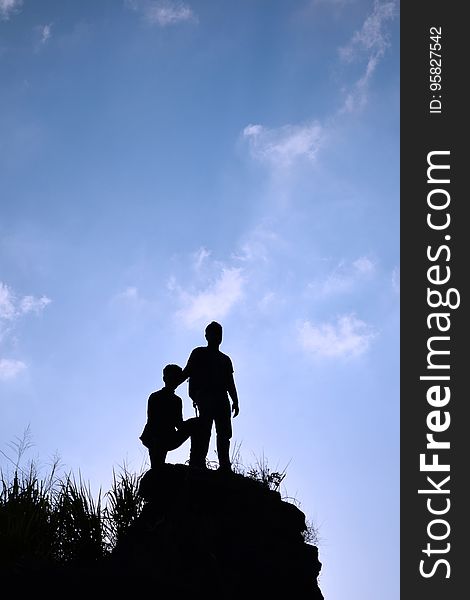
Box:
111, 463, 324, 598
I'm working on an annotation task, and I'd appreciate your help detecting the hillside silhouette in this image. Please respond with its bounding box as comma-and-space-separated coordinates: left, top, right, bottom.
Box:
112, 463, 323, 597
1, 457, 323, 597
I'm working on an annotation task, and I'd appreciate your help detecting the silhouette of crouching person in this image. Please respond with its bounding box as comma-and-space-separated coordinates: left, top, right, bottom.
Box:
139, 364, 203, 469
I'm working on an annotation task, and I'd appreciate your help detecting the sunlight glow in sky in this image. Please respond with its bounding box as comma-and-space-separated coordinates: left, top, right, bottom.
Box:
1, 2, 399, 598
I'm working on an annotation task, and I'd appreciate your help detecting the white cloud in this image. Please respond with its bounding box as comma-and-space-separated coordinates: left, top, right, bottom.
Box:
232, 225, 280, 264
146, 1, 195, 26
111, 286, 150, 313
175, 267, 245, 328
1, 282, 51, 318
243, 122, 324, 169
318, 270, 352, 296
126, 0, 197, 27
242, 2, 397, 167
309, 256, 376, 297
20, 295, 52, 314
193, 247, 211, 271
0, 281, 51, 380
352, 256, 376, 274
0, 282, 16, 320
114, 286, 140, 302
120, 286, 138, 299
339, 0, 397, 112
298, 314, 376, 358
40, 24, 52, 44
258, 291, 282, 313
340, 0, 396, 61
340, 52, 377, 113
0, 358, 26, 380
0, 0, 22, 20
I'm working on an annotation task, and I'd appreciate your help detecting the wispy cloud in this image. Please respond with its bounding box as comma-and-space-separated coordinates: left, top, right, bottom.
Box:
112, 286, 145, 307
298, 314, 376, 358
0, 358, 26, 381
0, 281, 51, 380
126, 0, 197, 27
20, 295, 52, 314
352, 256, 376, 274
232, 224, 281, 264
170, 224, 287, 327
242, 1, 397, 167
243, 122, 324, 169
1, 283, 51, 318
192, 247, 211, 271
309, 256, 376, 297
40, 23, 52, 44
173, 266, 245, 328
339, 0, 397, 112
340, 0, 396, 62
0, 0, 22, 21
258, 291, 284, 314
0, 282, 16, 320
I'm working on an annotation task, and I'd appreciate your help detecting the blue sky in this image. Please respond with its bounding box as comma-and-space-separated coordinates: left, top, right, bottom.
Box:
1, 1, 399, 598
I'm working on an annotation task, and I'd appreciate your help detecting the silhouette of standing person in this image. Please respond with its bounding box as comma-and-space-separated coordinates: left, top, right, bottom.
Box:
140, 364, 201, 469
181, 321, 239, 472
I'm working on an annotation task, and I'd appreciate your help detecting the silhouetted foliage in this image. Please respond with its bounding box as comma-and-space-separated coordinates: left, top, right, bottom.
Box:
104, 466, 144, 549
1, 431, 320, 575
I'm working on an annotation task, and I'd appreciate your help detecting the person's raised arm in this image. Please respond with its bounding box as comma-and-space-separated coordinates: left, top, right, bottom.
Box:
178, 350, 194, 387
177, 363, 190, 388
178, 351, 199, 410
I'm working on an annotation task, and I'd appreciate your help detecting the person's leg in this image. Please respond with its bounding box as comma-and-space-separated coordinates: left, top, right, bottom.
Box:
216, 436, 231, 470
192, 405, 213, 468
167, 418, 195, 449
214, 399, 232, 471
149, 445, 167, 469
184, 417, 207, 468
164, 418, 208, 468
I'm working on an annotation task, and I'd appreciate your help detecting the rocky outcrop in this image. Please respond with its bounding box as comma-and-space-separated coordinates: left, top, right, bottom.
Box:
111, 463, 323, 598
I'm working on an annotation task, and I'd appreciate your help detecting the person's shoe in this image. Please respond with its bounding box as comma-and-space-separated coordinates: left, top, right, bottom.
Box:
217, 464, 232, 474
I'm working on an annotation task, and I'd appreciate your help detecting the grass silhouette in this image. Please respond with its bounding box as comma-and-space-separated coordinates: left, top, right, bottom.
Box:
0, 430, 319, 570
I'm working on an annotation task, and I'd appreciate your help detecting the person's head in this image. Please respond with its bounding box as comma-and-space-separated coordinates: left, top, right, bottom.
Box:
205, 321, 223, 347
162, 364, 183, 390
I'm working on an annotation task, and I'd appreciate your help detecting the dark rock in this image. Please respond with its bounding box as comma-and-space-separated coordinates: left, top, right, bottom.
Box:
110, 463, 324, 598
